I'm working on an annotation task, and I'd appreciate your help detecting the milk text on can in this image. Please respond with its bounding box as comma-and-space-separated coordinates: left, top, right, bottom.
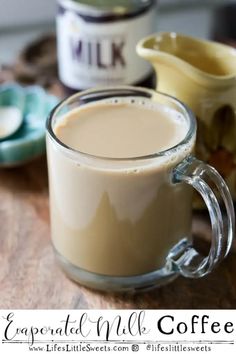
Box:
57, 0, 157, 90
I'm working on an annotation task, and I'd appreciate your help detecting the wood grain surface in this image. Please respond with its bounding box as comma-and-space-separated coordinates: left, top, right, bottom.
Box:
0, 157, 235, 309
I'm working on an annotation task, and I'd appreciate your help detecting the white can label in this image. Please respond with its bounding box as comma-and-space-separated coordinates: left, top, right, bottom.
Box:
57, 3, 156, 90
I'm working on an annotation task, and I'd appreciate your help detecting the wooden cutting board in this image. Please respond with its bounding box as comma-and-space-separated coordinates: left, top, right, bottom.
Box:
0, 157, 235, 309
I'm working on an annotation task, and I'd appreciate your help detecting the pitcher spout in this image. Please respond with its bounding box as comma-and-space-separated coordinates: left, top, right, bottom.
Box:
137, 32, 236, 89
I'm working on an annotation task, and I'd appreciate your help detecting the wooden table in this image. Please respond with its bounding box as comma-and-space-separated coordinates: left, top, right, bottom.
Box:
0, 156, 235, 309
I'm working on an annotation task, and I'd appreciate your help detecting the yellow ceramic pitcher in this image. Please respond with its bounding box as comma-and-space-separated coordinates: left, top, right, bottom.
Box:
137, 32, 236, 203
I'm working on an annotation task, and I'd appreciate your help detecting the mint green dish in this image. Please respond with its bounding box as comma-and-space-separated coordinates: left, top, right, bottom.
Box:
0, 83, 59, 167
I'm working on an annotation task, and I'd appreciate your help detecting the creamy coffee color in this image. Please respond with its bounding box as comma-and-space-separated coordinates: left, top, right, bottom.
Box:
55, 101, 187, 158
47, 98, 194, 277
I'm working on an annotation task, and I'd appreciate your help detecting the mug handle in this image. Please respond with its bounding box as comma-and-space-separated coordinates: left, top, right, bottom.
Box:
168, 155, 235, 278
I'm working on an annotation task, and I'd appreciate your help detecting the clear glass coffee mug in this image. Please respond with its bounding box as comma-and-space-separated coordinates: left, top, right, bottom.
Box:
46, 87, 235, 292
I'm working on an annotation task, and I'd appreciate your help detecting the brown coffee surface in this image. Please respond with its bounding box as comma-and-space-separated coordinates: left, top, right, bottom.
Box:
55, 99, 187, 158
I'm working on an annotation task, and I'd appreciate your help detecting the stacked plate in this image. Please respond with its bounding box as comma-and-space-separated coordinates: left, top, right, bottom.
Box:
0, 83, 59, 167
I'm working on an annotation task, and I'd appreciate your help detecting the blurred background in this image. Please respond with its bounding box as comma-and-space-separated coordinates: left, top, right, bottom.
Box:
0, 0, 233, 64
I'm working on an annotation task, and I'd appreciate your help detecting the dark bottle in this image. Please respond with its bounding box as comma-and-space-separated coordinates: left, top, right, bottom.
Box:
211, 3, 236, 48
57, 0, 157, 92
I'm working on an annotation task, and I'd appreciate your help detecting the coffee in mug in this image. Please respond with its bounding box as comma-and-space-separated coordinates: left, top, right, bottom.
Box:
46, 87, 234, 291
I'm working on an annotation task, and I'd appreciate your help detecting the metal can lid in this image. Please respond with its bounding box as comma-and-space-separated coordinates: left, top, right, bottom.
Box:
59, 0, 156, 18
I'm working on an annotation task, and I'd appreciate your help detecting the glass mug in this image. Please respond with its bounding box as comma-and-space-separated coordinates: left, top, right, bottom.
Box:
46, 87, 235, 292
